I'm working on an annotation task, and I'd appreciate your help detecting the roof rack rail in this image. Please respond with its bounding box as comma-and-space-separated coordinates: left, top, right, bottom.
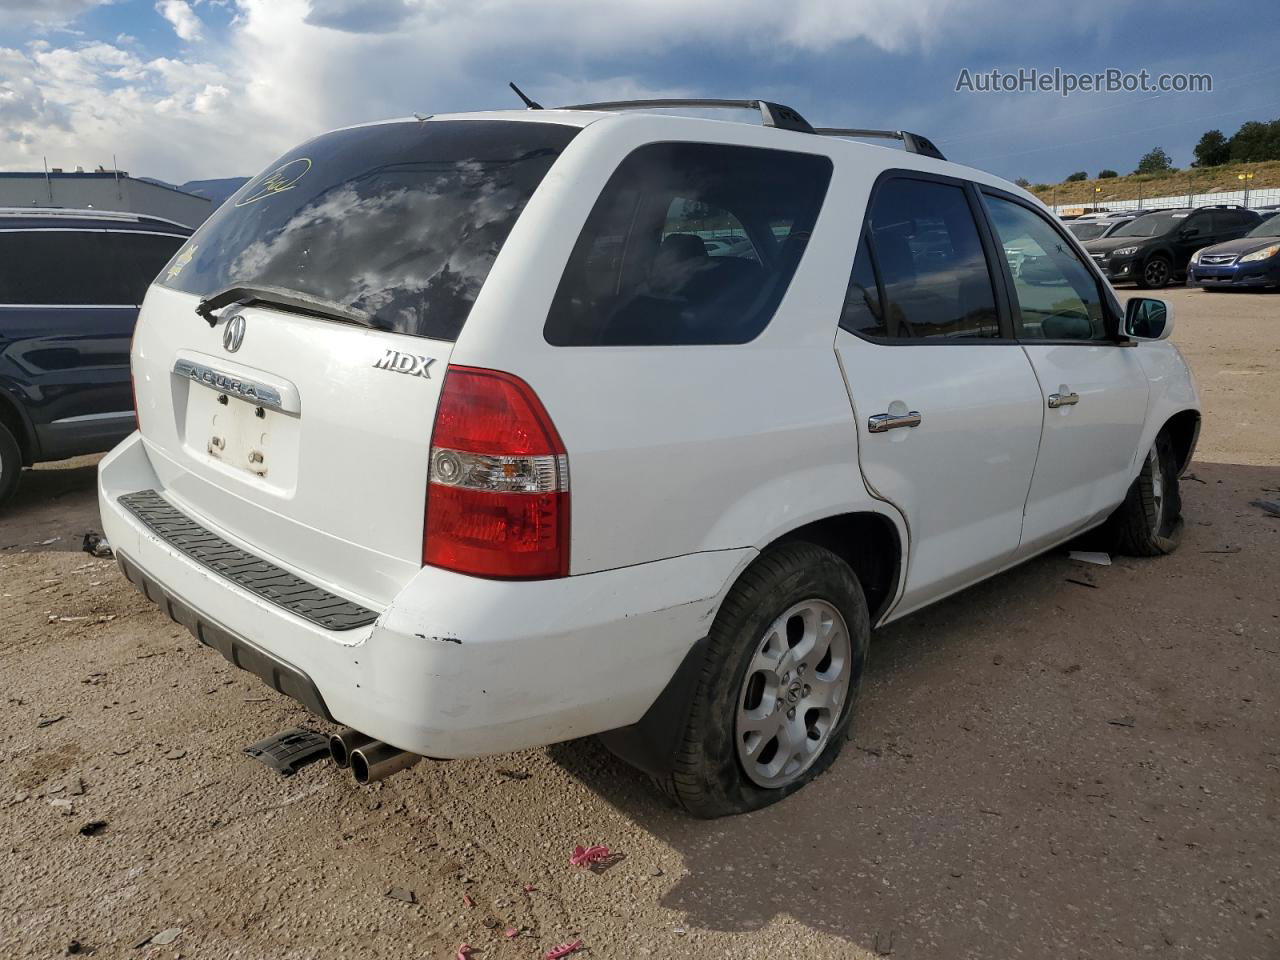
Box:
1194, 202, 1246, 210
0, 207, 141, 221
558, 98, 816, 133
813, 128, 946, 161
555, 99, 947, 160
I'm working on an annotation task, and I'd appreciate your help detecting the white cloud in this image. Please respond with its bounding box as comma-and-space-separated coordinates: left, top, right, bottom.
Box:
0, 0, 1159, 183
156, 0, 203, 41
0, 0, 109, 29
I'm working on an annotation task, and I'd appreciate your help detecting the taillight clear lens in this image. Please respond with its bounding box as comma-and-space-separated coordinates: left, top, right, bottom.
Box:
424, 366, 569, 579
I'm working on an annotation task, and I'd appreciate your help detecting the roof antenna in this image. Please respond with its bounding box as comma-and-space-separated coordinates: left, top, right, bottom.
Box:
509, 82, 543, 110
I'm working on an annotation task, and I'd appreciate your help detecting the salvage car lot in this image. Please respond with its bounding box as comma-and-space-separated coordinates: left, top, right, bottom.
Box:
1, 286, 1277, 959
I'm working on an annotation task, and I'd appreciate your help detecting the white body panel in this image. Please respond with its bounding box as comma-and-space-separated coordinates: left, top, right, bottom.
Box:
1014, 343, 1150, 557
98, 107, 1201, 760
100, 431, 753, 756
834, 333, 1044, 611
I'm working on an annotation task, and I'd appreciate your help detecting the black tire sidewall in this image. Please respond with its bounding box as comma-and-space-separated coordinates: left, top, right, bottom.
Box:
0, 422, 21, 508
679, 544, 870, 816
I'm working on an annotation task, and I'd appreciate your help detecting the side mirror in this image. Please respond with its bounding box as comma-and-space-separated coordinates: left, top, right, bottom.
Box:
1180, 226, 1202, 240
1123, 297, 1174, 341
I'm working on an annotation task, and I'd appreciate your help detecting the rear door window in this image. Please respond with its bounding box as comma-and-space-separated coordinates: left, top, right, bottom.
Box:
544, 142, 832, 346
0, 231, 121, 305
158, 120, 579, 341
841, 177, 1000, 340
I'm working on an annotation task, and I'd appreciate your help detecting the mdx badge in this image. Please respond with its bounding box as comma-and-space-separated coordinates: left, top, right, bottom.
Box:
374, 349, 435, 379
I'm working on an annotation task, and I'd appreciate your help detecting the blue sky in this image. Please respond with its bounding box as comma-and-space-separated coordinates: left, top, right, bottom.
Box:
1, 0, 1278, 185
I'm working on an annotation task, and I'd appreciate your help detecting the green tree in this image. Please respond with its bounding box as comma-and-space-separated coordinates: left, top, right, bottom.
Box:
1193, 129, 1231, 167
1032, 183, 1050, 192
1064, 171, 1088, 182
1014, 177, 1032, 188
1135, 147, 1174, 174
1228, 120, 1280, 163
1097, 169, 1118, 179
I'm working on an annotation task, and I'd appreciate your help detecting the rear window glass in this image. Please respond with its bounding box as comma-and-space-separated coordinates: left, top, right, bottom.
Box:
545, 142, 833, 346
158, 120, 579, 341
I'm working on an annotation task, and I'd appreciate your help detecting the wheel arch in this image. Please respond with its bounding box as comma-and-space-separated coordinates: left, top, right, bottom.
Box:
598, 508, 905, 779
0, 386, 36, 466
770, 510, 904, 627
1161, 407, 1200, 476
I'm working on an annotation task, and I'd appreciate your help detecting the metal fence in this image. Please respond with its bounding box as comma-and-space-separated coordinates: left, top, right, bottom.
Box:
1049, 187, 1280, 215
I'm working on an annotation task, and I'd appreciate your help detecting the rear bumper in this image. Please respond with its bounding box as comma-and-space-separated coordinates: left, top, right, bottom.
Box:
99, 432, 751, 758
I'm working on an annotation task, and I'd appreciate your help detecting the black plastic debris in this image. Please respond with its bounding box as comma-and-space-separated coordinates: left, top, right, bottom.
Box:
243, 728, 330, 777
82, 532, 113, 558
79, 820, 107, 837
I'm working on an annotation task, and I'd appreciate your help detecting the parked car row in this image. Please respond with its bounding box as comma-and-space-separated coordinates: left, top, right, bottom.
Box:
1055, 204, 1279, 291
0, 209, 191, 505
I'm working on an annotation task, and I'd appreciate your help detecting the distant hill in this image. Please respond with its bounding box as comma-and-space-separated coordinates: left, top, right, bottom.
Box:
1028, 159, 1280, 209
140, 176, 249, 208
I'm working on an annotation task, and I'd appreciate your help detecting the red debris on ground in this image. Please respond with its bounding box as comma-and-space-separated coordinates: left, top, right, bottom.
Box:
569, 844, 609, 868
455, 944, 472, 960
522, 883, 537, 893
504, 928, 519, 939
462, 893, 475, 908
544, 938, 584, 959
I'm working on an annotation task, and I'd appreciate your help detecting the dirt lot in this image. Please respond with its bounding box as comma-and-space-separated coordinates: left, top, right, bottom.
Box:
2, 287, 1277, 960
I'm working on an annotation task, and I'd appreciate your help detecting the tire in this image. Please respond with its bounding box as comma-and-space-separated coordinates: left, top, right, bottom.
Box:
656, 542, 870, 818
1107, 432, 1183, 556
0, 420, 21, 509
1137, 255, 1172, 289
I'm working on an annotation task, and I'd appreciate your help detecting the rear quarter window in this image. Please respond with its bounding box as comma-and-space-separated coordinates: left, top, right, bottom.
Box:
544, 142, 833, 346
0, 230, 181, 305
158, 120, 579, 342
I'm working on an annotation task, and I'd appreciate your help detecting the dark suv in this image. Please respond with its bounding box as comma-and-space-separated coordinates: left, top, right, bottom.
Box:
0, 209, 190, 506
1083, 205, 1259, 288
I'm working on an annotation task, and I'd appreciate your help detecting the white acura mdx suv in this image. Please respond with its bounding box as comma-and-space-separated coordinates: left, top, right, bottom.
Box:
99, 98, 1199, 817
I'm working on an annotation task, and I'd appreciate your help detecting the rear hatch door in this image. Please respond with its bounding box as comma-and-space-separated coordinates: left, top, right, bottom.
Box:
131, 118, 580, 606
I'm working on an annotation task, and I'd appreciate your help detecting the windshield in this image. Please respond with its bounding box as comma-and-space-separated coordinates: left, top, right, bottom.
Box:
1111, 212, 1187, 238
158, 120, 578, 341
1067, 222, 1109, 241
1247, 213, 1280, 238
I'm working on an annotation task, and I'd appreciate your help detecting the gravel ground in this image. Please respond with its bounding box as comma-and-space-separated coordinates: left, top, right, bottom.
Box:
1, 286, 1277, 960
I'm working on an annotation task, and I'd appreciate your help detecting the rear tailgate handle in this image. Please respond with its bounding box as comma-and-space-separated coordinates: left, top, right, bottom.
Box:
868, 411, 922, 433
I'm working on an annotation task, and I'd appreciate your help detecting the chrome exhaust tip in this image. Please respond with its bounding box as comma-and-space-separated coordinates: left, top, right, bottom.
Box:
329, 728, 374, 769
350, 741, 422, 785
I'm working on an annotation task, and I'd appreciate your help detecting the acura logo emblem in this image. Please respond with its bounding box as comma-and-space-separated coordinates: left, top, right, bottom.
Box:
222, 313, 246, 353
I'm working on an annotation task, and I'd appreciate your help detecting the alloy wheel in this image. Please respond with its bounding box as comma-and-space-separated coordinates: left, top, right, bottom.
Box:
1144, 258, 1169, 287
735, 599, 852, 789
1147, 442, 1165, 536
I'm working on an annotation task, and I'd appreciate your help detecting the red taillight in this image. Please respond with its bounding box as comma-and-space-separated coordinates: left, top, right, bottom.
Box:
424, 366, 569, 579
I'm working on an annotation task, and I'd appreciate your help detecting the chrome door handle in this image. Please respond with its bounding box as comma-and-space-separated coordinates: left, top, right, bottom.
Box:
1047, 391, 1080, 408
868, 411, 922, 433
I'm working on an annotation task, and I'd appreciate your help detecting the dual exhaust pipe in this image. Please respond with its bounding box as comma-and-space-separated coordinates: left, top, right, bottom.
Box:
329, 728, 421, 784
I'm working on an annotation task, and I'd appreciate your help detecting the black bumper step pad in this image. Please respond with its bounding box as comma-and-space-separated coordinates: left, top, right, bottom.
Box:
244, 728, 332, 777
118, 489, 378, 631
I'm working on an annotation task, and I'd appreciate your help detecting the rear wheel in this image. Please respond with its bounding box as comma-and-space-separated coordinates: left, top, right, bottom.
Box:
657, 542, 870, 818
0, 421, 21, 508
1138, 255, 1172, 289
1107, 433, 1182, 556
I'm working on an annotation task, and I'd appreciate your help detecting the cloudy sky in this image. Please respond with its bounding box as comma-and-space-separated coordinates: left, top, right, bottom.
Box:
1, 0, 1278, 186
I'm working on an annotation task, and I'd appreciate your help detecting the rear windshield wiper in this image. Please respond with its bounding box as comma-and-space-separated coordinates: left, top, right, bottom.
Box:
195, 284, 389, 331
